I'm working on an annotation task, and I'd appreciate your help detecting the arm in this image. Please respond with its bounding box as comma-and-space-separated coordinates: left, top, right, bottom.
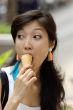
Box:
0, 102, 2, 110
4, 65, 37, 110
0, 73, 19, 110
0, 74, 19, 110
3, 96, 19, 110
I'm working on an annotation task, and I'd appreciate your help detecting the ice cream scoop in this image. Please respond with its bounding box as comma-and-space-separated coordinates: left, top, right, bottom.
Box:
21, 54, 32, 66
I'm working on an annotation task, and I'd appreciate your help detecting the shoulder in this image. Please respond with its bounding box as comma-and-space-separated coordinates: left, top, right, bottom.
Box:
0, 76, 2, 98
1, 66, 13, 74
0, 66, 15, 97
0, 68, 10, 110
1, 66, 14, 80
0, 79, 2, 110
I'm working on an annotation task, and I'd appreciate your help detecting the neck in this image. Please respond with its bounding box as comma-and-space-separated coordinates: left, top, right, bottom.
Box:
33, 67, 41, 81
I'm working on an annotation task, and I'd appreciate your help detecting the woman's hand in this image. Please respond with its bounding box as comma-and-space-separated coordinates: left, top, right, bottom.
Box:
12, 65, 37, 103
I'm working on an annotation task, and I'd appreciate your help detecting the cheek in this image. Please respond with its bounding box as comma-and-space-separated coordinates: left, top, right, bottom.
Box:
33, 45, 49, 68
38, 47, 48, 62
37, 40, 49, 60
15, 43, 23, 56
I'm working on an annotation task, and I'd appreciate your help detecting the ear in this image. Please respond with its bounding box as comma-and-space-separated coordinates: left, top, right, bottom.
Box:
49, 40, 55, 50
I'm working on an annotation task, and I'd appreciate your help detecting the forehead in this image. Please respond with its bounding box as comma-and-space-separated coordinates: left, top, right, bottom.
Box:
19, 20, 47, 33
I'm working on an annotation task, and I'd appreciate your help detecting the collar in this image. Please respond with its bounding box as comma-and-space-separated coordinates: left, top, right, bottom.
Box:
10, 61, 20, 80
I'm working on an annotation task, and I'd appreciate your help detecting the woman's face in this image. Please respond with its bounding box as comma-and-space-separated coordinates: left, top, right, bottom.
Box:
15, 21, 51, 72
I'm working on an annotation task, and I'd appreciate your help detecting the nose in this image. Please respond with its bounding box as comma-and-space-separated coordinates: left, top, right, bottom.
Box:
24, 38, 32, 50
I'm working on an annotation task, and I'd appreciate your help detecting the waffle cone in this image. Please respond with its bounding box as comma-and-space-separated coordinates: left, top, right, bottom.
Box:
21, 54, 32, 66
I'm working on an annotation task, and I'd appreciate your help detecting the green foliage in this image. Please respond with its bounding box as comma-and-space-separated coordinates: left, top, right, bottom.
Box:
0, 49, 13, 66
0, 22, 10, 33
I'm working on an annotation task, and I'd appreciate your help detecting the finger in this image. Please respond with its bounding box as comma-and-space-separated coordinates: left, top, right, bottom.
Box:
22, 68, 33, 78
23, 64, 32, 69
18, 64, 32, 76
17, 66, 25, 78
25, 70, 36, 81
17, 66, 30, 78
27, 77, 37, 86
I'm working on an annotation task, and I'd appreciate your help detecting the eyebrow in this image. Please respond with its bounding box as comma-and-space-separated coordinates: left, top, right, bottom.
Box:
21, 27, 44, 31
19, 27, 45, 33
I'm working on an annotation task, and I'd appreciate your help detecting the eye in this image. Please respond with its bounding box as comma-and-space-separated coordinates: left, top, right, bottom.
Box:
33, 35, 42, 40
17, 35, 24, 39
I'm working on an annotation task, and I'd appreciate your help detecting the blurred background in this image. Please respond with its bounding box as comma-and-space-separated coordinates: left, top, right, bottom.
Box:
0, 0, 73, 109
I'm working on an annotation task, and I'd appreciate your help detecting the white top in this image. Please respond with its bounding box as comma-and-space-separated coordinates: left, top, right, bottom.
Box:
1, 66, 41, 110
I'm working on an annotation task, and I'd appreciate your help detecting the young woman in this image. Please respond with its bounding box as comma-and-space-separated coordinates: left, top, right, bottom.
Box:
0, 9, 65, 110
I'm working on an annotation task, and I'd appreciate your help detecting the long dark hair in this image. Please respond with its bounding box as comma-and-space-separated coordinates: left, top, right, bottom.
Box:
11, 9, 65, 110
40, 58, 65, 110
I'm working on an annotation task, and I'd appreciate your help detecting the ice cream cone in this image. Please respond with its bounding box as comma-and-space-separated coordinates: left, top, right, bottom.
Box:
21, 54, 32, 66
